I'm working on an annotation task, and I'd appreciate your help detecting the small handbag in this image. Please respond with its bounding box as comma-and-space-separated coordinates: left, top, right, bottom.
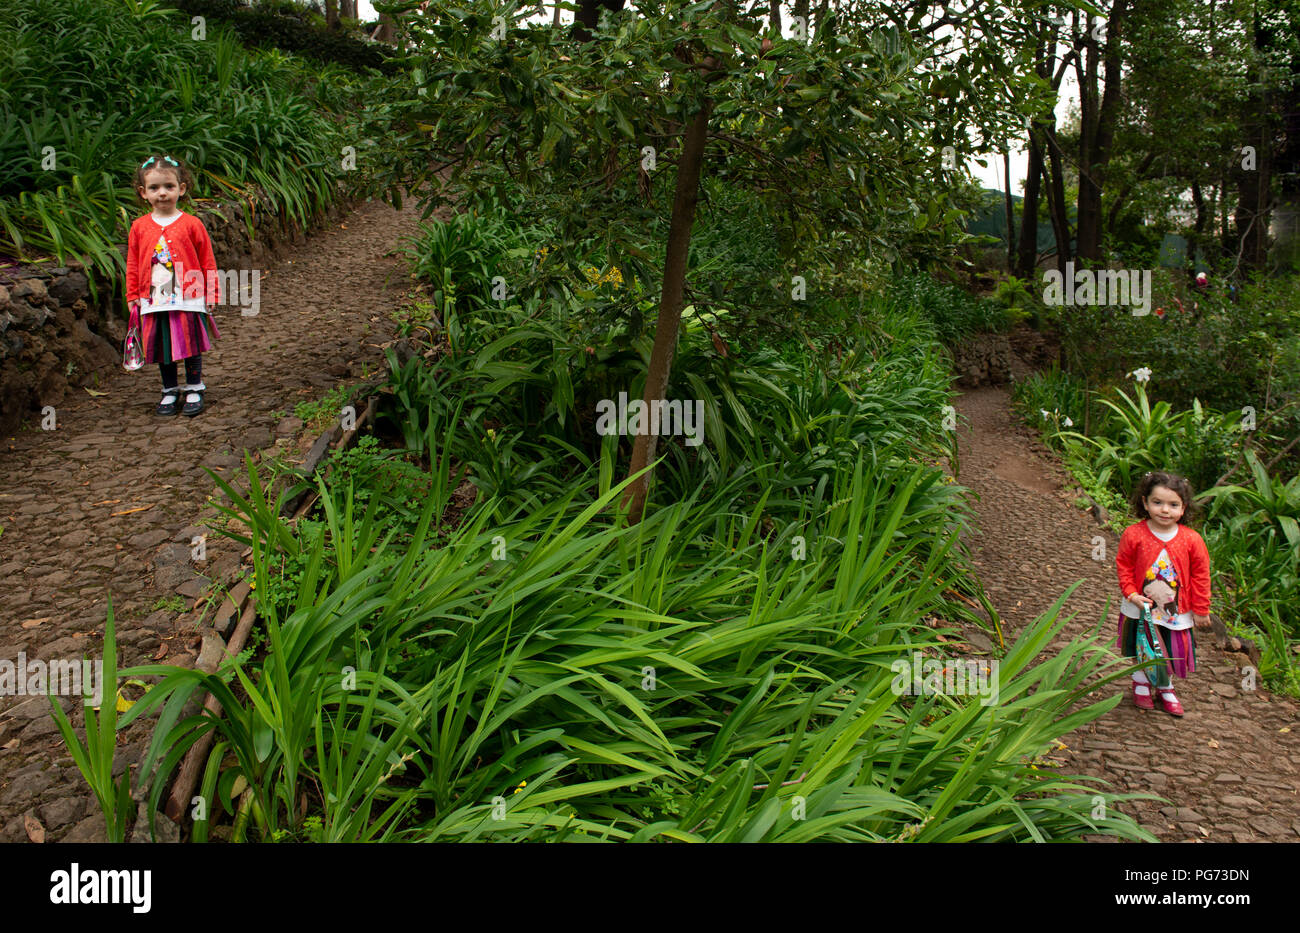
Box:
123, 301, 144, 371
1134, 603, 1172, 690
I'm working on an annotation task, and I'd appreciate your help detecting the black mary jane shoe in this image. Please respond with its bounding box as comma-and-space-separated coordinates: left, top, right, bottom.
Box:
156, 391, 181, 416
181, 389, 205, 417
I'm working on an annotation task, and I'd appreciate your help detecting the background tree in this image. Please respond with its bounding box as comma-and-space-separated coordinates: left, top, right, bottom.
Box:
382, 0, 995, 520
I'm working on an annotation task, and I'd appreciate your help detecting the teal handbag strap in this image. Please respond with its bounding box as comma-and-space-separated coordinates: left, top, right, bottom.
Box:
1136, 604, 1171, 689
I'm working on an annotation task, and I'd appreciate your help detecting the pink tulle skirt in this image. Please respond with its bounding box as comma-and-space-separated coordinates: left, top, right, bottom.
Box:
141, 309, 218, 364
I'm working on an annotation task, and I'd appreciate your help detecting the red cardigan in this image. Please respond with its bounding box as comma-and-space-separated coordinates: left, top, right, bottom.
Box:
1115, 521, 1212, 616
125, 211, 221, 307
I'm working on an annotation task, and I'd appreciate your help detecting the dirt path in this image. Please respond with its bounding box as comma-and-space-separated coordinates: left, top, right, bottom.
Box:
954, 384, 1300, 842
0, 196, 424, 842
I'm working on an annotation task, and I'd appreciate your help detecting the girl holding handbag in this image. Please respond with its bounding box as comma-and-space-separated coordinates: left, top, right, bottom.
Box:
125, 154, 220, 416
1115, 471, 1214, 716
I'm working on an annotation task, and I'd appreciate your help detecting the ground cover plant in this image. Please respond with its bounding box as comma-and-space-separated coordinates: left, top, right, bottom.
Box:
104, 428, 1153, 842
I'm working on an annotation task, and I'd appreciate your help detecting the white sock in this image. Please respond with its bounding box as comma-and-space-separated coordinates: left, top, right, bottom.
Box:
161, 389, 179, 402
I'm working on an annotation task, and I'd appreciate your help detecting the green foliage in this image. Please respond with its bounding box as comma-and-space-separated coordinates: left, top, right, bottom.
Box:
400, 209, 539, 320
1011, 366, 1093, 453
1053, 380, 1240, 497
992, 274, 1040, 328
382, 0, 987, 333
151, 595, 189, 614
294, 384, 357, 432
893, 273, 1008, 345
1056, 272, 1300, 463
1200, 450, 1300, 677
383, 243, 965, 528
165, 0, 396, 72
49, 598, 135, 843
115, 452, 1152, 843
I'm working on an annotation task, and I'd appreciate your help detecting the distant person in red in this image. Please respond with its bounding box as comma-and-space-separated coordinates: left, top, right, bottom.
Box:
125, 155, 220, 416
1115, 472, 1213, 717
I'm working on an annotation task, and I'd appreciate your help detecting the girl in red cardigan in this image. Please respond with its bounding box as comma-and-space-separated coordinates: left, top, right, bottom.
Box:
126, 154, 220, 416
1115, 471, 1213, 717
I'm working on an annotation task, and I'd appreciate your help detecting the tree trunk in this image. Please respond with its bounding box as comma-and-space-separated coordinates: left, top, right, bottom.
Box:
1235, 10, 1276, 275
1220, 173, 1231, 248
1075, 0, 1132, 264
1042, 123, 1072, 273
769, 0, 781, 36
554, 0, 563, 28
377, 12, 396, 43
1003, 149, 1016, 272
340, 0, 356, 21
1190, 179, 1207, 277
622, 99, 714, 524
1105, 150, 1156, 236
1016, 129, 1043, 278
326, 0, 338, 29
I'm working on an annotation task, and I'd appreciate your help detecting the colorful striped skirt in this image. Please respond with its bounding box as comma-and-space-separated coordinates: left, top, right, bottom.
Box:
1116, 611, 1197, 680
142, 309, 219, 364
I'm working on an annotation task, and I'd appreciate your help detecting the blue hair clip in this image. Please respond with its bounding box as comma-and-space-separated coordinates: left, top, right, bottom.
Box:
141, 156, 156, 168
142, 156, 180, 168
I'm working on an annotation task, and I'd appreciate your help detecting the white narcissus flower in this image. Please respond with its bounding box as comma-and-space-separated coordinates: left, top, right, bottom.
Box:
1063, 417, 1074, 427
1041, 409, 1050, 420
1128, 367, 1153, 383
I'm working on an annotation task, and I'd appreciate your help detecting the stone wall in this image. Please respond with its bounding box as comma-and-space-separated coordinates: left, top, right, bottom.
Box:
0, 185, 353, 435
950, 333, 1014, 388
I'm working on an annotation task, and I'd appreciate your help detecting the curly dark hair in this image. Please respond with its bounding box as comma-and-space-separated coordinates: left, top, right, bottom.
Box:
133, 154, 194, 202
1130, 471, 1199, 524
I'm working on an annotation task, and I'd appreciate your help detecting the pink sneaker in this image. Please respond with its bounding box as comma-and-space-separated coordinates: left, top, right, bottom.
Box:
1157, 690, 1184, 717
1132, 682, 1154, 710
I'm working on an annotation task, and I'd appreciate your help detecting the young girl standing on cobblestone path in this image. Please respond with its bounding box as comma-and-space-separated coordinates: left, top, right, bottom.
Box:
1115, 471, 1213, 717
126, 154, 220, 417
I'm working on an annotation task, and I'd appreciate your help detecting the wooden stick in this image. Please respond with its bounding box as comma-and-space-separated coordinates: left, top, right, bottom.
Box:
111, 504, 154, 516
291, 490, 320, 522
332, 396, 376, 455
163, 593, 258, 823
